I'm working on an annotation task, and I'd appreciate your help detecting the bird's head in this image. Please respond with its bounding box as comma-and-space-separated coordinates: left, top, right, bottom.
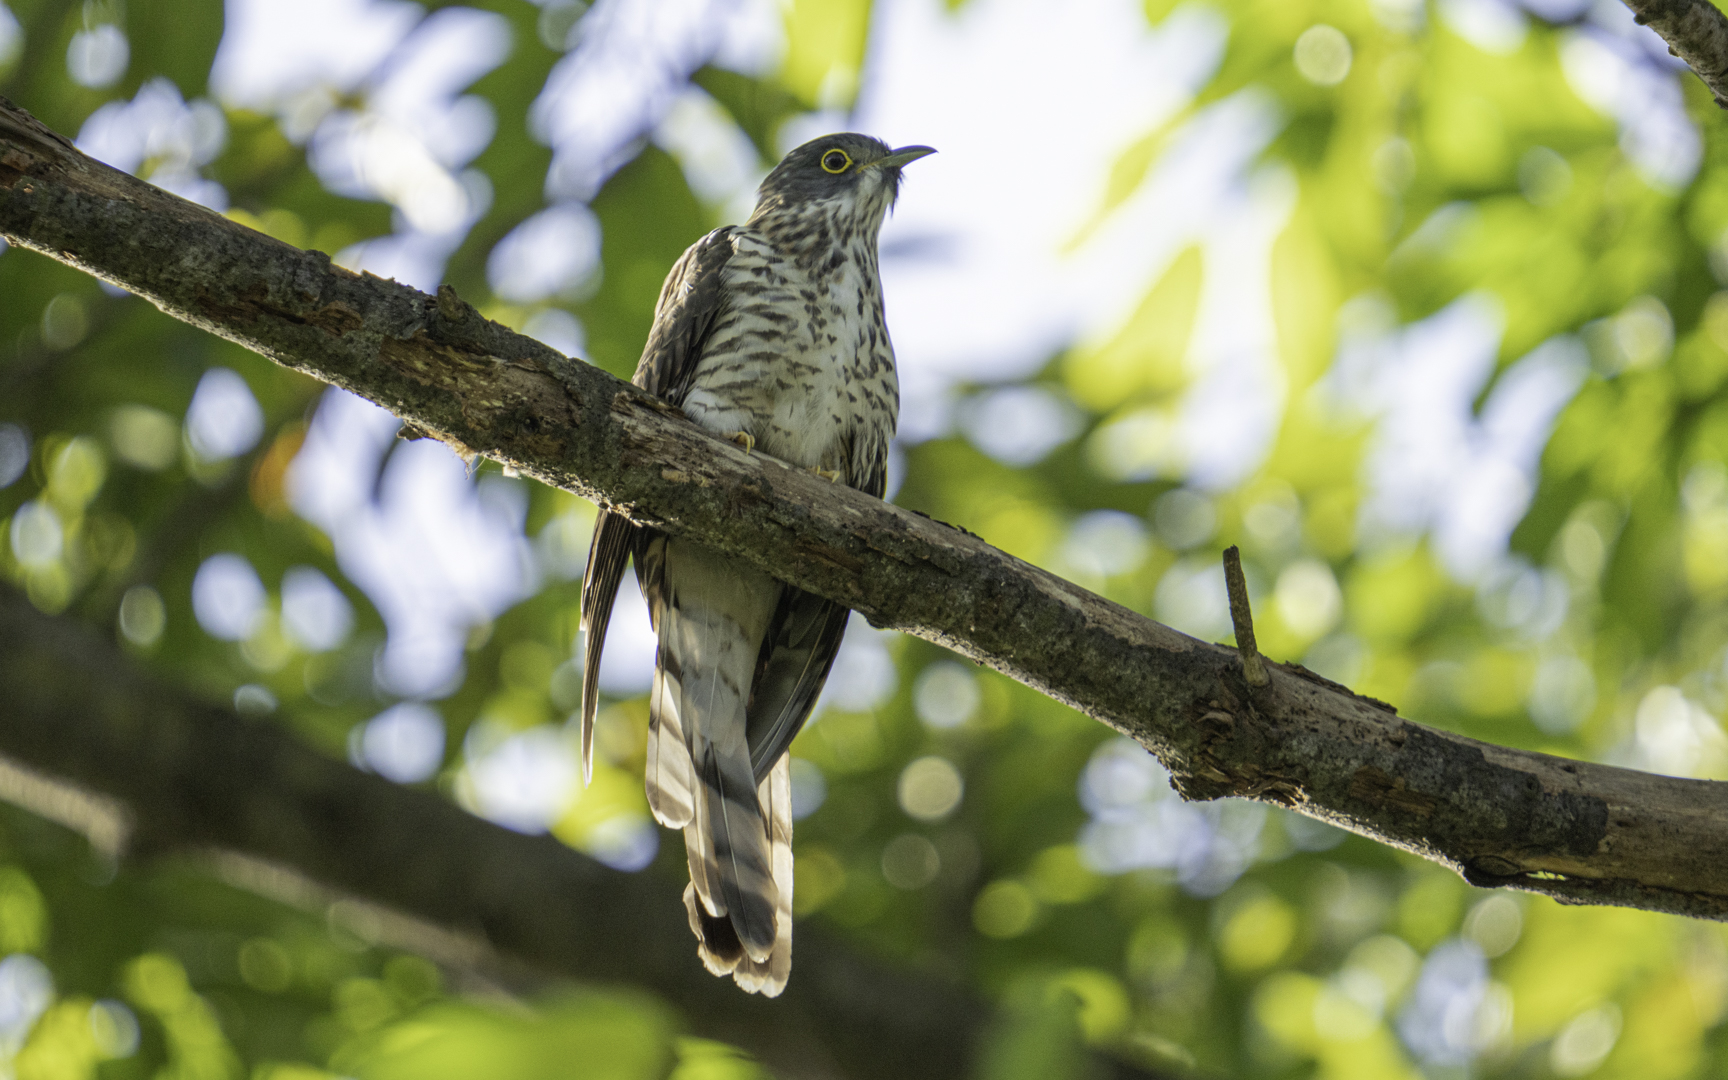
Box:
750, 133, 935, 230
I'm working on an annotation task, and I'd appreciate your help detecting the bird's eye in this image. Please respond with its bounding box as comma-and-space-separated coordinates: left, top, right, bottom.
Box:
820, 149, 851, 174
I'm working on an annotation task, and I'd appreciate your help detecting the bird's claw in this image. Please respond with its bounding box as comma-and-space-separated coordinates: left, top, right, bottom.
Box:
810, 467, 841, 483
729, 431, 755, 453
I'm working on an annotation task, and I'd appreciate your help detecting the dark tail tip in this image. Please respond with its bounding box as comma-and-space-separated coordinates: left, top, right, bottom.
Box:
699, 907, 745, 964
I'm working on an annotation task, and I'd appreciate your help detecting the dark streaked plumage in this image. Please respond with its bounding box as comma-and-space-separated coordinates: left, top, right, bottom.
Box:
579, 133, 932, 996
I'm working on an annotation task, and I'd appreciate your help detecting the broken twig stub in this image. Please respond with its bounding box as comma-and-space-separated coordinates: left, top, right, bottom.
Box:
1222, 545, 1270, 688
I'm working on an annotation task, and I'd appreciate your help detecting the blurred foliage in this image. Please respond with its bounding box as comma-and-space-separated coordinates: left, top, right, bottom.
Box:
4, 0, 1728, 1078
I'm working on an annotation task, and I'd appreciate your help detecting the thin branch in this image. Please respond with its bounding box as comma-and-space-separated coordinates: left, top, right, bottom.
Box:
1221, 546, 1268, 689
1620, 0, 1728, 108
5, 98, 1728, 923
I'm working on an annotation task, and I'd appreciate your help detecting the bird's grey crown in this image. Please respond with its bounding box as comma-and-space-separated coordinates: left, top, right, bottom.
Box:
751, 132, 905, 216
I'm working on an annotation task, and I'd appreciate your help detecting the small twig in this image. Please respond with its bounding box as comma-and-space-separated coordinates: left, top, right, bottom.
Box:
1222, 546, 1269, 688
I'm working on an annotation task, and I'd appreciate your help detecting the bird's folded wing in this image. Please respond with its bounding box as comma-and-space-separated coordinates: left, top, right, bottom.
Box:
746, 589, 850, 781
633, 226, 738, 404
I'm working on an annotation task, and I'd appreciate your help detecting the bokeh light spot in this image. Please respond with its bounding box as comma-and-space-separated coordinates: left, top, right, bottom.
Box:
523, 307, 585, 358
1274, 559, 1342, 640
1551, 1004, 1620, 1077
1218, 893, 1296, 971
358, 703, 446, 784
109, 406, 180, 471
487, 204, 602, 303
281, 566, 354, 653
0, 870, 45, 954
0, 425, 27, 489
67, 25, 128, 88
40, 294, 89, 350
897, 756, 963, 822
819, 623, 899, 713
185, 368, 265, 462
1293, 24, 1351, 85
0, 6, 19, 71
1060, 510, 1150, 580
1528, 655, 1595, 734
460, 725, 575, 832
0, 954, 53, 1048
958, 385, 1081, 466
788, 758, 827, 820
584, 816, 659, 872
1462, 894, 1522, 958
88, 999, 140, 1059
233, 684, 278, 716
9, 502, 63, 569
537, 0, 587, 51
1154, 558, 1232, 640
1152, 488, 1214, 549
46, 437, 106, 512
881, 834, 940, 889
974, 880, 1038, 939
192, 553, 266, 641
237, 939, 293, 994
912, 662, 979, 729
1028, 845, 1103, 905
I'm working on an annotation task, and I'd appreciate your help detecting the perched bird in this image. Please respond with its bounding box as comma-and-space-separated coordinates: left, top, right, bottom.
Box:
579, 134, 933, 996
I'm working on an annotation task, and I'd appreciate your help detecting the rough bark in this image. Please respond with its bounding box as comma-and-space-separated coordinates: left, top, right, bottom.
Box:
3, 97, 1728, 930
1620, 0, 1728, 108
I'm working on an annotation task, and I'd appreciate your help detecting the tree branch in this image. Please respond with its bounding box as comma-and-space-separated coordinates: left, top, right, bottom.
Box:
1620, 0, 1728, 108
4, 98, 1728, 925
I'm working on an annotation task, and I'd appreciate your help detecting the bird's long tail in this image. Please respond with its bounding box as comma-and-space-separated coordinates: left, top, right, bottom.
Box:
655, 540, 782, 967
684, 753, 793, 995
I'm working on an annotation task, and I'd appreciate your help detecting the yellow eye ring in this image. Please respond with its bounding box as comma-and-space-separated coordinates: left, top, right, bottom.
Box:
820, 148, 852, 174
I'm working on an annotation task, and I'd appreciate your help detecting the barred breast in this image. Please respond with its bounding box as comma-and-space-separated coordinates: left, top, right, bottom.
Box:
679, 219, 899, 493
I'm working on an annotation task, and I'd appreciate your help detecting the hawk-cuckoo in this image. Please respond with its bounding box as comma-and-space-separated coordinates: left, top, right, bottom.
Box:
579, 134, 933, 996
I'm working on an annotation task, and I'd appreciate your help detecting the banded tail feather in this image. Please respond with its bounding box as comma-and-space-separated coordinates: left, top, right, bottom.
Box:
696, 743, 777, 960
680, 754, 794, 995
661, 540, 779, 961
731, 754, 794, 995
645, 658, 695, 828
582, 542, 853, 993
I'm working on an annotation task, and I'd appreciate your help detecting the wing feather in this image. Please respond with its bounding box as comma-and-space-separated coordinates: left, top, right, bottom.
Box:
578, 511, 635, 785
633, 227, 737, 403
738, 432, 885, 780
745, 593, 849, 781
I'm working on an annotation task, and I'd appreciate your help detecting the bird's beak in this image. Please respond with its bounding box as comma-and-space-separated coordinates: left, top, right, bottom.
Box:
871, 145, 936, 169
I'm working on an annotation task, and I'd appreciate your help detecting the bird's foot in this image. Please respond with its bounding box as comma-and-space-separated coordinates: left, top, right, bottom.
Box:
729, 431, 755, 453
809, 467, 841, 483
